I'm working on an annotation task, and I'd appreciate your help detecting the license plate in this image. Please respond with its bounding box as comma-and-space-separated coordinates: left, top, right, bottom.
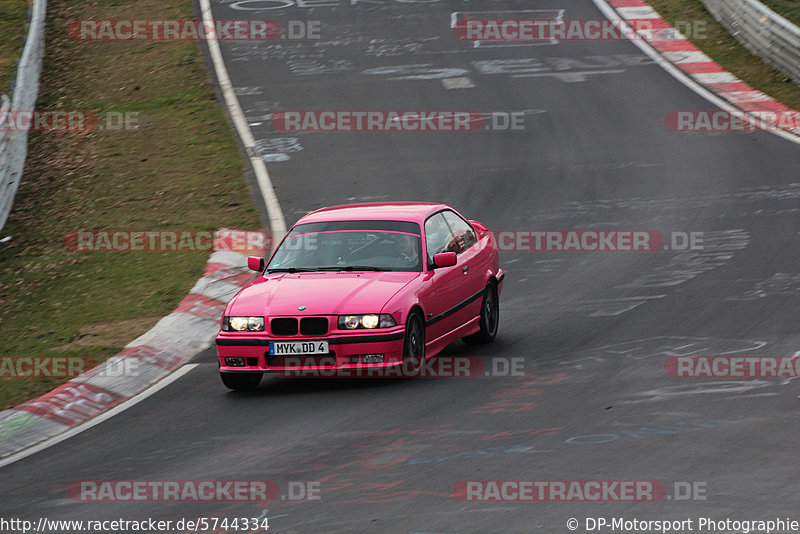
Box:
269, 340, 329, 356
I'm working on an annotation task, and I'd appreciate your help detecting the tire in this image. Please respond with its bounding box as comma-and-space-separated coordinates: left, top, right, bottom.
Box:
463, 281, 499, 344
402, 310, 426, 376
220, 372, 262, 391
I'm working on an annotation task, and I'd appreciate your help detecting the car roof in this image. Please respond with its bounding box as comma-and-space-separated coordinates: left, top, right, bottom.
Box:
296, 202, 452, 225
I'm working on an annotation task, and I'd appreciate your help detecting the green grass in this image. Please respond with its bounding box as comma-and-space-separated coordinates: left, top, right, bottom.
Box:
0, 0, 261, 408
647, 0, 800, 110
0, 0, 29, 94
760, 0, 800, 27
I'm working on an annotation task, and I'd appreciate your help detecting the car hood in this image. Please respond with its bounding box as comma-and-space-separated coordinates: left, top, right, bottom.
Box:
228, 271, 421, 316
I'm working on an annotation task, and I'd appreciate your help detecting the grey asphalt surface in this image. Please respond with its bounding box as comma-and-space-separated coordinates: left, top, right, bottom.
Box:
2, 0, 800, 532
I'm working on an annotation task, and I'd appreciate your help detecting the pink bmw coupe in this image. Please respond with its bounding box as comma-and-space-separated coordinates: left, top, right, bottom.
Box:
216, 202, 504, 390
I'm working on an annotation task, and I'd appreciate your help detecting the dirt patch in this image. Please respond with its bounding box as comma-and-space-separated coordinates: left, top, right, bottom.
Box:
55, 317, 163, 350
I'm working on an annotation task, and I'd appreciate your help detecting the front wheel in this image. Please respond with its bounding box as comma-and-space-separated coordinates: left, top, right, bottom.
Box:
463, 281, 499, 344
402, 311, 426, 376
220, 372, 262, 391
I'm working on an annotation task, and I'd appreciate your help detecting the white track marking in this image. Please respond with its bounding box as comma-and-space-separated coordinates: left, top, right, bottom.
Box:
199, 0, 288, 237
442, 77, 475, 89
512, 69, 625, 82
0, 365, 198, 469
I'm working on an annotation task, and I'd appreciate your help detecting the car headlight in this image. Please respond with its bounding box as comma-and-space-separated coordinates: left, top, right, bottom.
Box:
222, 316, 265, 331
338, 314, 396, 329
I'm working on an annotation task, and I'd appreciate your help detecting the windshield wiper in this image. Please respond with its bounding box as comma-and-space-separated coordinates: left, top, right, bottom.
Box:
316, 266, 390, 271
266, 267, 320, 273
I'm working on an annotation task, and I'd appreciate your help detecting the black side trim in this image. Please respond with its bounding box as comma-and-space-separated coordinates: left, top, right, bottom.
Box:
425, 287, 485, 327
497, 272, 505, 283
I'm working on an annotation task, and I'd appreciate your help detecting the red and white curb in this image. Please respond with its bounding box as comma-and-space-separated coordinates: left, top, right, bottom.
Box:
0, 232, 260, 460
598, 0, 800, 140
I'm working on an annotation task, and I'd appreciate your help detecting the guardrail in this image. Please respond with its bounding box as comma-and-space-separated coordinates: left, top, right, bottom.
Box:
703, 0, 800, 86
0, 0, 47, 233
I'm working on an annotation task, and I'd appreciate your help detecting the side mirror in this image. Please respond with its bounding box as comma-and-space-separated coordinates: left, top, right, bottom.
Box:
469, 220, 487, 232
247, 256, 265, 272
433, 252, 457, 268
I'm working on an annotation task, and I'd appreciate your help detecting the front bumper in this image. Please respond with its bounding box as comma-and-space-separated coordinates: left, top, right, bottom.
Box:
216, 328, 406, 374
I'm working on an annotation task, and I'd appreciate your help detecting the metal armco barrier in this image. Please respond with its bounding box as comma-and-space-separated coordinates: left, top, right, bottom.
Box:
0, 0, 47, 233
703, 0, 800, 86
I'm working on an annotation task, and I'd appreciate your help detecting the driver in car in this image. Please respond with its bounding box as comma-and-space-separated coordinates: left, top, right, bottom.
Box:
396, 234, 420, 266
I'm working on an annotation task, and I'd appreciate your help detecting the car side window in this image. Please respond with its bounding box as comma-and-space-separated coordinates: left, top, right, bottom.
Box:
441, 210, 477, 254
424, 213, 452, 266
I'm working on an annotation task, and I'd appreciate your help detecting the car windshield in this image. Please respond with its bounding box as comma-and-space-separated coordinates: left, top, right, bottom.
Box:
267, 220, 423, 272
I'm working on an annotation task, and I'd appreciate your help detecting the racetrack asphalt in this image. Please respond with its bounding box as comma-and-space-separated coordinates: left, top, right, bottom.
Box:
1, 0, 799, 532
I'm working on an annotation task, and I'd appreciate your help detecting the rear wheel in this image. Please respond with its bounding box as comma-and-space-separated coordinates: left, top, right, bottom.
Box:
220, 372, 262, 391
463, 281, 499, 344
402, 311, 425, 376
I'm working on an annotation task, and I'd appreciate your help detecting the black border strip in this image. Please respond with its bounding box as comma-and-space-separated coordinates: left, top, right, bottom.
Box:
328, 332, 404, 344
217, 339, 269, 346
